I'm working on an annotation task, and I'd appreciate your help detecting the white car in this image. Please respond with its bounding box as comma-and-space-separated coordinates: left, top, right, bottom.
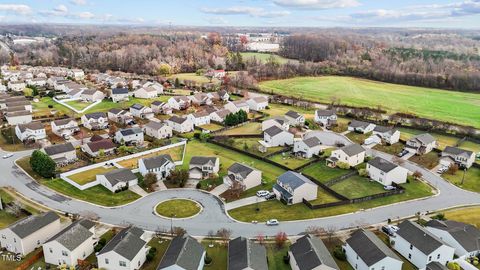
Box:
266, 219, 279, 226
2, 153, 13, 159
256, 190, 269, 197
383, 185, 396, 191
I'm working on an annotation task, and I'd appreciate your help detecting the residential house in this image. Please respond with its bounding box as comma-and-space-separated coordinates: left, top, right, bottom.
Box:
210, 109, 231, 123
272, 171, 317, 205
246, 96, 268, 111
262, 126, 294, 147
133, 86, 157, 99
107, 109, 134, 125
217, 89, 230, 101
206, 69, 226, 79
69, 69, 85, 80
97, 227, 149, 270
97, 168, 138, 192
81, 139, 116, 157
392, 220, 455, 269
51, 118, 79, 138
367, 157, 408, 186
262, 117, 290, 131
0, 211, 61, 255
26, 77, 46, 87
66, 88, 84, 99
440, 146, 475, 169
166, 116, 194, 133
427, 262, 449, 270
285, 110, 305, 126
186, 111, 211, 127
348, 120, 376, 134
142, 81, 163, 94
327, 144, 365, 168
7, 81, 26, 92
189, 93, 212, 106
81, 112, 108, 130
151, 101, 172, 115
406, 133, 437, 155
224, 100, 250, 113
42, 219, 95, 267
115, 127, 144, 146
344, 229, 403, 270
223, 163, 262, 190
293, 137, 322, 158
5, 100, 32, 112
314, 110, 337, 127
373, 126, 401, 145
167, 96, 191, 110
228, 236, 268, 270
110, 88, 130, 103
289, 234, 339, 270
130, 104, 154, 119
425, 219, 480, 258
81, 89, 104, 102
157, 234, 205, 270
188, 156, 220, 179
138, 154, 175, 179
42, 143, 77, 165
5, 110, 32, 125
15, 122, 46, 142
143, 121, 172, 139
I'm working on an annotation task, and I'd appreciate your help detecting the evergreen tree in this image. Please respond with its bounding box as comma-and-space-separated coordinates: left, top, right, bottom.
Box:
30, 150, 56, 178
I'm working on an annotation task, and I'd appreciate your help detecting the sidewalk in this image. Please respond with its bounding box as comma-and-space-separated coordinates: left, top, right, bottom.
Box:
129, 185, 148, 196
225, 196, 266, 210
210, 184, 228, 196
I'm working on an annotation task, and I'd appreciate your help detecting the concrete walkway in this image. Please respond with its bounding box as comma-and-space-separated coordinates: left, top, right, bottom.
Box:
210, 184, 228, 196
225, 196, 266, 210
129, 185, 148, 196
156, 181, 167, 191
401, 152, 415, 160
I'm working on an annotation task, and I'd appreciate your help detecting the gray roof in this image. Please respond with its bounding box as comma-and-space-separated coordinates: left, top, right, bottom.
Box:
98, 227, 146, 261
264, 125, 285, 137
86, 139, 116, 152
17, 121, 44, 132
290, 234, 339, 270
168, 115, 188, 124
349, 120, 371, 128
410, 133, 436, 145
426, 219, 480, 253
119, 127, 143, 136
102, 168, 137, 186
142, 154, 173, 170
158, 234, 205, 270
112, 87, 128, 94
151, 100, 163, 106
277, 171, 315, 191
108, 108, 122, 114
44, 142, 75, 156
82, 89, 99, 95
303, 137, 322, 148
368, 157, 398, 173
373, 125, 395, 133
214, 109, 231, 118
130, 103, 144, 110
53, 118, 76, 126
340, 143, 365, 157
397, 220, 446, 255
346, 229, 401, 267
426, 262, 448, 270
285, 110, 302, 119
9, 211, 59, 239
228, 237, 268, 270
228, 163, 255, 178
189, 156, 218, 166
46, 219, 94, 251
145, 121, 167, 130
84, 112, 107, 120
443, 146, 473, 157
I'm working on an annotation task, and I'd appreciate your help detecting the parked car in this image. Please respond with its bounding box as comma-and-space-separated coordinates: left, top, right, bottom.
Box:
256, 190, 269, 197
398, 149, 409, 157
383, 185, 396, 191
2, 153, 13, 159
381, 225, 398, 236
437, 166, 448, 174
265, 193, 276, 200
266, 219, 279, 226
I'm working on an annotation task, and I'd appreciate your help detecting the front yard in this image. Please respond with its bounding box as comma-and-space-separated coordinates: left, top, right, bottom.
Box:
408, 151, 440, 169
228, 179, 433, 222
300, 161, 351, 183
443, 166, 480, 193
116, 144, 185, 169
307, 187, 342, 205
68, 166, 117, 185
441, 206, 480, 227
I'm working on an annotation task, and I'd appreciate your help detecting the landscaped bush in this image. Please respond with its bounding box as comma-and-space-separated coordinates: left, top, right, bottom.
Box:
431, 213, 446, 220
447, 262, 461, 270
94, 238, 107, 252
333, 246, 346, 261
30, 150, 56, 178
146, 247, 157, 262
204, 254, 212, 265
336, 162, 350, 170
225, 110, 248, 126
358, 168, 367, 177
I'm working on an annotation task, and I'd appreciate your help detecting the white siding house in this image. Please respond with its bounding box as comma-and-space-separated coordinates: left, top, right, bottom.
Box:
130, 104, 154, 119
81, 112, 108, 130
51, 118, 79, 138
115, 127, 144, 146
367, 157, 408, 186
15, 122, 46, 142
373, 126, 401, 145
293, 137, 322, 158
314, 110, 337, 127
186, 111, 211, 127
262, 117, 290, 131
262, 126, 294, 147
96, 168, 138, 193
133, 86, 157, 99
143, 121, 172, 139
166, 116, 194, 133
138, 154, 175, 179
246, 96, 268, 111
441, 146, 476, 169
425, 220, 480, 258
223, 163, 262, 190
272, 171, 317, 205
348, 120, 376, 134
42, 143, 77, 165
406, 133, 437, 155
285, 110, 305, 126
327, 144, 366, 168
188, 156, 220, 179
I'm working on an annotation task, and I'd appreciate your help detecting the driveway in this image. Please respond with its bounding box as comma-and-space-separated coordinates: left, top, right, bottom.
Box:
225, 196, 266, 210
2, 146, 480, 237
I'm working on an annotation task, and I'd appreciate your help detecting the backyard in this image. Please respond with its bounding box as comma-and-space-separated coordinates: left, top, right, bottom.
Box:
300, 161, 351, 183
346, 131, 370, 145
64, 99, 96, 111
229, 137, 285, 157
168, 73, 221, 84
329, 175, 387, 199
442, 206, 480, 227
268, 153, 313, 169
202, 241, 228, 270
141, 238, 171, 270
68, 166, 117, 185
219, 122, 262, 135
373, 142, 404, 156
240, 52, 292, 64
32, 97, 72, 117
307, 187, 342, 205
442, 166, 480, 193
259, 76, 480, 128
398, 127, 461, 150
116, 144, 185, 169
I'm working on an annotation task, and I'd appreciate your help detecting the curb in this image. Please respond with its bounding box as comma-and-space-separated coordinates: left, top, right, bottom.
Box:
153, 198, 204, 220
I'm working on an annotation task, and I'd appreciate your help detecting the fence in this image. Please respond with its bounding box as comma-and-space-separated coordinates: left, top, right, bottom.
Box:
292, 157, 321, 172
323, 170, 358, 186
15, 250, 43, 270
53, 96, 102, 113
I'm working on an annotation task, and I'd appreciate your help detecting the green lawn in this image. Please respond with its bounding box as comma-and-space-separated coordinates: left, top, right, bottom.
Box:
308, 187, 341, 205
442, 206, 480, 227
399, 128, 461, 150
259, 76, 480, 128
329, 176, 386, 199
228, 179, 433, 222
230, 138, 285, 157
141, 238, 171, 270
65, 100, 95, 110
203, 242, 228, 270
240, 52, 293, 65
300, 162, 351, 183
0, 189, 29, 229
268, 153, 312, 169
264, 103, 316, 120
219, 122, 262, 135
117, 144, 184, 169
408, 151, 440, 169
375, 232, 417, 270
346, 132, 370, 144
155, 199, 201, 218
0, 249, 46, 270
83, 96, 170, 114
266, 244, 291, 270
168, 73, 220, 84
443, 166, 480, 193
373, 142, 405, 156
68, 166, 117, 185
199, 123, 224, 132
32, 97, 73, 116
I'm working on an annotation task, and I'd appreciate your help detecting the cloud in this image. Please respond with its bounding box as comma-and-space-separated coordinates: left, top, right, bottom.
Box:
74, 11, 95, 19
206, 17, 229, 25
272, 0, 360, 9
0, 4, 31, 15
200, 6, 290, 18
70, 0, 87, 6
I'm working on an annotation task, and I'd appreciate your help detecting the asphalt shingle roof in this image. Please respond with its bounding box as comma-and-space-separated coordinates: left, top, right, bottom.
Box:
102, 168, 137, 186
84, 112, 107, 120
443, 146, 473, 157
426, 219, 480, 253
340, 144, 365, 157
397, 220, 445, 255
228, 237, 268, 270
349, 120, 371, 128
346, 229, 401, 267
426, 262, 449, 270
277, 171, 315, 191
285, 110, 301, 119
228, 163, 255, 178
168, 115, 188, 124
303, 137, 322, 148
264, 125, 285, 137
158, 234, 205, 270
290, 234, 339, 270
142, 154, 173, 170
98, 227, 146, 261
410, 133, 436, 145
44, 142, 75, 156
112, 88, 129, 94
368, 157, 398, 173
189, 156, 218, 166
46, 219, 94, 251
9, 211, 59, 239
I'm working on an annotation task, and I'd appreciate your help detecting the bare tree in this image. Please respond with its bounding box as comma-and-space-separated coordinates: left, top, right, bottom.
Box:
216, 228, 232, 246
6, 201, 24, 218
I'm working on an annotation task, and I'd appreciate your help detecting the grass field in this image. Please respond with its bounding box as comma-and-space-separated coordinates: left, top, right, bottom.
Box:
230, 137, 285, 157
219, 122, 262, 135
64, 100, 95, 110
266, 244, 291, 270
259, 76, 480, 128
373, 142, 405, 156
203, 242, 228, 270
155, 199, 201, 218
308, 187, 341, 205
0, 189, 29, 229
442, 207, 480, 227
329, 176, 386, 199
264, 103, 316, 120
346, 131, 370, 145
300, 162, 351, 183
32, 97, 72, 116
268, 153, 312, 169
443, 167, 480, 193
68, 166, 116, 185
240, 52, 292, 64
83, 96, 170, 114
117, 145, 184, 169
228, 179, 432, 221
199, 123, 224, 132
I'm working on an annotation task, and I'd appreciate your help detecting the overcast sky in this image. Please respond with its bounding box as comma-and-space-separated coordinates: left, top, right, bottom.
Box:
0, 0, 479, 28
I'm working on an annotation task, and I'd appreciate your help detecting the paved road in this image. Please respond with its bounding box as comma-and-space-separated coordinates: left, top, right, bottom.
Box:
2, 148, 479, 237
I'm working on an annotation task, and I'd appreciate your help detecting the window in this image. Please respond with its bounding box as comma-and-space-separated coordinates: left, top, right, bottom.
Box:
105, 258, 109, 264
437, 254, 441, 259
408, 254, 411, 259
409, 244, 413, 250
49, 248, 53, 253
428, 256, 432, 261
62, 250, 68, 256
119, 261, 126, 267
13, 238, 16, 243
381, 267, 385, 270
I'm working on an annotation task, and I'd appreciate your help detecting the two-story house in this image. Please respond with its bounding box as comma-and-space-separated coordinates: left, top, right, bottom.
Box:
327, 144, 366, 168
348, 120, 376, 134
284, 110, 305, 127
42, 142, 77, 166
314, 109, 337, 127
441, 146, 475, 169
97, 168, 138, 193
51, 118, 79, 138
293, 137, 322, 158
188, 156, 220, 179
367, 157, 408, 186
166, 116, 194, 133
143, 121, 172, 139
81, 112, 108, 130
15, 122, 46, 142
262, 126, 294, 147
223, 163, 262, 190
115, 127, 144, 146
138, 154, 175, 179
246, 96, 268, 111
110, 88, 130, 103
186, 111, 211, 127
130, 104, 154, 119
273, 171, 317, 205
373, 126, 401, 145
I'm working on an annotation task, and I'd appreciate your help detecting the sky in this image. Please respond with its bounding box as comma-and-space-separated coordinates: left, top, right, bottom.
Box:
0, 0, 479, 28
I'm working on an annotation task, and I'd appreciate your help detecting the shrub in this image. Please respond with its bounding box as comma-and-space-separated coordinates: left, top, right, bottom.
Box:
30, 150, 56, 178
358, 168, 367, 177
204, 254, 212, 265
333, 246, 346, 261
196, 182, 201, 189
146, 247, 157, 262
336, 162, 350, 170
431, 213, 446, 220
447, 262, 460, 270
